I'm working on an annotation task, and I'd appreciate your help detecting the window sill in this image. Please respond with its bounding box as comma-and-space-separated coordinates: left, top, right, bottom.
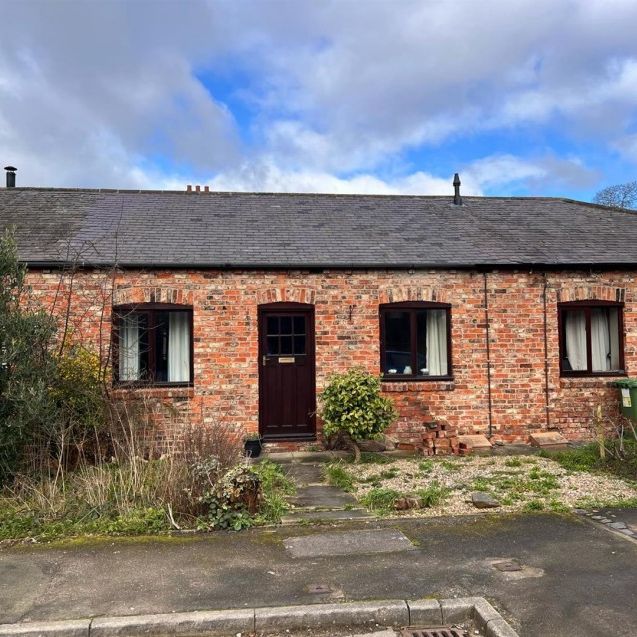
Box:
382, 375, 453, 382
382, 378, 454, 392
112, 384, 194, 399
560, 372, 627, 379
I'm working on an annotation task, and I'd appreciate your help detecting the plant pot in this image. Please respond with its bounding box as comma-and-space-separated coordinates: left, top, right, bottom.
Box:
244, 438, 262, 458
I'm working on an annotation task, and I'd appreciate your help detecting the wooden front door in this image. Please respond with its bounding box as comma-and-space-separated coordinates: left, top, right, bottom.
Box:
259, 303, 316, 440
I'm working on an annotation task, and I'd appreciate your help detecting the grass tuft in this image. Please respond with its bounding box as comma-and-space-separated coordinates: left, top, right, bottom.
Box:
324, 462, 355, 491
359, 487, 402, 512
417, 480, 451, 508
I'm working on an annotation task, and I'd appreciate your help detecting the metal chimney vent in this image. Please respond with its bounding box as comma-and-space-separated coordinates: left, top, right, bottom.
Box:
4, 166, 17, 188
453, 173, 462, 205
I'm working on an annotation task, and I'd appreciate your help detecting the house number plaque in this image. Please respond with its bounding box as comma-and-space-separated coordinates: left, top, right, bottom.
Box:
278, 357, 295, 364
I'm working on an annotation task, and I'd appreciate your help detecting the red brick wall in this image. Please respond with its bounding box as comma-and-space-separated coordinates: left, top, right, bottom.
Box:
24, 267, 636, 444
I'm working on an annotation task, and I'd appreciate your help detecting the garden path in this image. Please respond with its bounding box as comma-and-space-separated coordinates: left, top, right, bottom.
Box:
278, 460, 374, 524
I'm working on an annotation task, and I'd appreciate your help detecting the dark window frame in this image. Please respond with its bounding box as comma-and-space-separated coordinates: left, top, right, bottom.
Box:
379, 301, 453, 381
557, 300, 626, 378
112, 303, 194, 387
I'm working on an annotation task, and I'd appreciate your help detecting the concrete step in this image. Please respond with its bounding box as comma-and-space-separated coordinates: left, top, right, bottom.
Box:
282, 508, 374, 524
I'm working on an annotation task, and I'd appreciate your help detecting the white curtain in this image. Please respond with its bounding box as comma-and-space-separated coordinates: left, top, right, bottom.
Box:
119, 314, 140, 381
564, 310, 587, 371
426, 310, 448, 376
168, 312, 190, 382
591, 309, 611, 371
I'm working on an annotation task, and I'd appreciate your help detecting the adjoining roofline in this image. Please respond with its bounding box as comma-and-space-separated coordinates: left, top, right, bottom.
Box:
2, 186, 635, 215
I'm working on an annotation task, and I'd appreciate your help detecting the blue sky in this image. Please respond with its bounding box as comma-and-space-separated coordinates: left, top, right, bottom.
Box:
1, 0, 636, 200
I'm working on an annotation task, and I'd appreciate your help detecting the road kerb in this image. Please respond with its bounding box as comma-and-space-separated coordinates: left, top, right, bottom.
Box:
0, 597, 519, 636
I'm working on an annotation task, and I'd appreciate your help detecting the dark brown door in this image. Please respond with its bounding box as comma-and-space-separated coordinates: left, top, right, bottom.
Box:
259, 303, 316, 440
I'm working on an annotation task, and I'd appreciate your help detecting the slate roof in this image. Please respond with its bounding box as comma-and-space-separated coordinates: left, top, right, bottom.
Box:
1, 187, 636, 269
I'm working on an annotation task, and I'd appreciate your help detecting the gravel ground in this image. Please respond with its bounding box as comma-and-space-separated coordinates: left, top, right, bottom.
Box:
344, 455, 637, 516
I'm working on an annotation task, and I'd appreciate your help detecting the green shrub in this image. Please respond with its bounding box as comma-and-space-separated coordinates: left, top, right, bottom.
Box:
319, 369, 397, 443
0, 230, 108, 481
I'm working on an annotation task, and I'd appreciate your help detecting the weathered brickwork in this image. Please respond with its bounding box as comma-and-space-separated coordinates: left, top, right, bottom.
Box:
24, 267, 636, 445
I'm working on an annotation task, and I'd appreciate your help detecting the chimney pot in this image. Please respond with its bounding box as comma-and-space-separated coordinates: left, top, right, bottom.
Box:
453, 172, 462, 205
186, 184, 192, 192
204, 185, 209, 193
195, 185, 201, 193
4, 165, 17, 188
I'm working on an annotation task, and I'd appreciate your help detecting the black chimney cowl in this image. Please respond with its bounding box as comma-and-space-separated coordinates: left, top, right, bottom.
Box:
453, 172, 462, 205
4, 166, 17, 188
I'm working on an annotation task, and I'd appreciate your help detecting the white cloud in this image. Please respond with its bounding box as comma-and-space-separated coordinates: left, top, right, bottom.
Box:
206, 159, 477, 195
0, 0, 634, 191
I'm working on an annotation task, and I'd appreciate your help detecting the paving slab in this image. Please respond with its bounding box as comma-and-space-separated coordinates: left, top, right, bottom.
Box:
289, 485, 358, 509
282, 509, 373, 524
284, 528, 415, 558
283, 463, 326, 485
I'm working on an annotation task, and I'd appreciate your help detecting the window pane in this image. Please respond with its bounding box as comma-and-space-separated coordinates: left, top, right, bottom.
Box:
267, 336, 279, 355
417, 309, 448, 376
280, 316, 292, 334
167, 312, 190, 382
608, 307, 621, 370
591, 307, 621, 372
563, 310, 587, 371
293, 335, 306, 354
154, 312, 169, 382
267, 316, 279, 335
384, 310, 412, 374
280, 335, 293, 355
119, 313, 142, 381
293, 316, 305, 334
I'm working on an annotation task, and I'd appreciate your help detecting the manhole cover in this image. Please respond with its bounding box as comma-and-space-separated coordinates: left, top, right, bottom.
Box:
400, 628, 467, 637
493, 559, 523, 572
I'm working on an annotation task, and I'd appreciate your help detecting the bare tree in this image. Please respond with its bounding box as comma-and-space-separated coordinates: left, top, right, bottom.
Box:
593, 181, 637, 209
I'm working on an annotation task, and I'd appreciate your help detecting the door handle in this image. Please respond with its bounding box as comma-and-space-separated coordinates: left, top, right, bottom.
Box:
262, 355, 266, 367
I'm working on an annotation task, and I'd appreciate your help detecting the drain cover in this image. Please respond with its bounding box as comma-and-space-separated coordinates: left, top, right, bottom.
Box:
400, 628, 467, 637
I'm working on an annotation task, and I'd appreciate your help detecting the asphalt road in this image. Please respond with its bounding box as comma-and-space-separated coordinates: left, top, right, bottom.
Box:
1, 512, 636, 636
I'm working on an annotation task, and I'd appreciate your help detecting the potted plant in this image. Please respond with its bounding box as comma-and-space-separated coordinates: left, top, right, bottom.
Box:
243, 432, 263, 458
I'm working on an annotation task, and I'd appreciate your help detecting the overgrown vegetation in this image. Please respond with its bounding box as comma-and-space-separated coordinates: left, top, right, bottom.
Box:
540, 440, 637, 482
319, 368, 396, 462
0, 231, 291, 541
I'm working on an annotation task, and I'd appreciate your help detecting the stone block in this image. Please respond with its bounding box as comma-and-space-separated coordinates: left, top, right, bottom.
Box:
528, 432, 568, 448
471, 492, 500, 508
458, 434, 492, 450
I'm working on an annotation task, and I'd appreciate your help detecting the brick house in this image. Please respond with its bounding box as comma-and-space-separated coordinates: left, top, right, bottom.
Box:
2, 175, 637, 448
